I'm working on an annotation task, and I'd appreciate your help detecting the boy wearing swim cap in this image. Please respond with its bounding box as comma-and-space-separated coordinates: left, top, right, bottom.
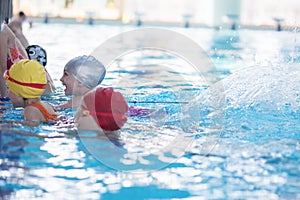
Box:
58, 55, 106, 109
5, 59, 57, 123
58, 55, 154, 118
75, 87, 128, 131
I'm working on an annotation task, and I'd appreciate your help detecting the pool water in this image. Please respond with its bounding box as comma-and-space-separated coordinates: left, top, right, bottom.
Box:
1, 23, 300, 199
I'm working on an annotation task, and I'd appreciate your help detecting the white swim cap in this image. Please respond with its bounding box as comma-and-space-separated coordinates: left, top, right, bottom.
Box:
64, 55, 106, 88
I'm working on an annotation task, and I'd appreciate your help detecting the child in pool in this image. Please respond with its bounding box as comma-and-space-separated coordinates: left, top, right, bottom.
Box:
75, 87, 128, 132
58, 55, 155, 117
5, 59, 57, 123
0, 24, 28, 99
58, 55, 106, 109
26, 45, 56, 94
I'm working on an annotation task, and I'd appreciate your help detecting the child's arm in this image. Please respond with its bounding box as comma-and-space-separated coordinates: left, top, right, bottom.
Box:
15, 36, 28, 59
55, 96, 81, 110
16, 33, 29, 49
0, 31, 8, 98
43, 71, 56, 95
55, 99, 72, 110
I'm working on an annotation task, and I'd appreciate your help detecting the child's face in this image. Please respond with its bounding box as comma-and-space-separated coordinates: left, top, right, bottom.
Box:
60, 70, 80, 95
8, 90, 24, 108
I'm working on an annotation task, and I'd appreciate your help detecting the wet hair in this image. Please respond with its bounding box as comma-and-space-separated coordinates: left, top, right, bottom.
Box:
18, 11, 26, 18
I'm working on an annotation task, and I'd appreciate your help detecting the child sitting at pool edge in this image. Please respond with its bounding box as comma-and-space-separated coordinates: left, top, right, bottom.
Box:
5, 59, 57, 123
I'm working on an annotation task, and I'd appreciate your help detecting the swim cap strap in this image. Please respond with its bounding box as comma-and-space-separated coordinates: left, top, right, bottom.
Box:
4, 70, 46, 89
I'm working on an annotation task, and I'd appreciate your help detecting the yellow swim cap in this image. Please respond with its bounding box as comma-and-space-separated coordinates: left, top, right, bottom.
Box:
5, 59, 47, 98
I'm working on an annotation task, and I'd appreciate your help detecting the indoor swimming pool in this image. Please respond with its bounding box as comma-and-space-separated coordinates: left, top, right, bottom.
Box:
0, 23, 299, 199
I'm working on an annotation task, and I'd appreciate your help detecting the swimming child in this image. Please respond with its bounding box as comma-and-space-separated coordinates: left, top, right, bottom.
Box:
58, 55, 106, 109
5, 59, 57, 123
75, 87, 128, 131
58, 55, 157, 117
26, 45, 56, 94
0, 24, 28, 99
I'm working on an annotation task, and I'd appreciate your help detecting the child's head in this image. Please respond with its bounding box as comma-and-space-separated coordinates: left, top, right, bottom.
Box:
60, 55, 106, 96
76, 87, 128, 132
26, 45, 47, 67
18, 11, 27, 23
5, 59, 46, 107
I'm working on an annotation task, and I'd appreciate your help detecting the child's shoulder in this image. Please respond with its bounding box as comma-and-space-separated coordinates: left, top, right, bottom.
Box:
24, 104, 45, 121
25, 102, 57, 122
26, 102, 56, 116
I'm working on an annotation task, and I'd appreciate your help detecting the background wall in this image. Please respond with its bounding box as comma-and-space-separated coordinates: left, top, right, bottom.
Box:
12, 0, 300, 28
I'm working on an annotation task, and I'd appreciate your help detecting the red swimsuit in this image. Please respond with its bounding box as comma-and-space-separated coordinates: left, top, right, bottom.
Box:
7, 43, 24, 69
